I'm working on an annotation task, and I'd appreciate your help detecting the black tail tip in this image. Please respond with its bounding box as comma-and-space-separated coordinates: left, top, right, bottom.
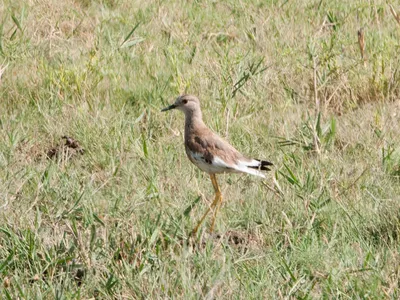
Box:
249, 159, 273, 171
260, 160, 273, 167
260, 160, 273, 171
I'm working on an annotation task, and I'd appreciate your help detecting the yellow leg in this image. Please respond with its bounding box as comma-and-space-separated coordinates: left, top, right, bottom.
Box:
209, 174, 222, 233
191, 174, 221, 236
209, 193, 222, 233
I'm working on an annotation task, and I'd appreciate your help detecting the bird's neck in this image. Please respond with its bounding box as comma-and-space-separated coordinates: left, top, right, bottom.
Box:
184, 110, 205, 136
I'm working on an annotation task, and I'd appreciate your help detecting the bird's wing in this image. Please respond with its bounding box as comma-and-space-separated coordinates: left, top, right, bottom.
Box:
189, 129, 273, 177
192, 130, 241, 164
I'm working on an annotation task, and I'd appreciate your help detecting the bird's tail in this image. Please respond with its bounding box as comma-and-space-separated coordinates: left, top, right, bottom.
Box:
249, 159, 273, 171
236, 158, 273, 178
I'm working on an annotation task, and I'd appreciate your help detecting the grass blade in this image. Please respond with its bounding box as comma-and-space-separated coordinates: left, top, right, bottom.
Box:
120, 22, 140, 47
0, 250, 14, 273
11, 15, 22, 31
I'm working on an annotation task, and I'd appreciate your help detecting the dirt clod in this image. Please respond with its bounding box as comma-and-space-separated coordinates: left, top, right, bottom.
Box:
46, 136, 85, 160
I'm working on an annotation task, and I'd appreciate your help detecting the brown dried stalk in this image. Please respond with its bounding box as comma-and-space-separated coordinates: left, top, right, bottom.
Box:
357, 28, 366, 66
389, 4, 400, 26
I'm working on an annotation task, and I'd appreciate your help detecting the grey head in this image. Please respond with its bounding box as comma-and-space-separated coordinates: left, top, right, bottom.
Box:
161, 94, 201, 114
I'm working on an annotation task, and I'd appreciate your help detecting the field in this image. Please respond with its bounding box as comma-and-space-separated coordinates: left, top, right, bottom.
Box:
1, 0, 400, 298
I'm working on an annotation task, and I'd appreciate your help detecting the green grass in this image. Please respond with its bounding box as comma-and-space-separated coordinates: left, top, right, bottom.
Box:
1, 0, 400, 298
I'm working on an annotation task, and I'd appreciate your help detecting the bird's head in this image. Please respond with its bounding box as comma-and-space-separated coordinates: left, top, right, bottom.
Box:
161, 94, 201, 114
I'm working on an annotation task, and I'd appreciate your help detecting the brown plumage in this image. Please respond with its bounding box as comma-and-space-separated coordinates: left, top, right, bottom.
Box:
162, 94, 273, 235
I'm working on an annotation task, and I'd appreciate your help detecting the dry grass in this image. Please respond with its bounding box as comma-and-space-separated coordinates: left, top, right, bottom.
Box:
1, 0, 400, 298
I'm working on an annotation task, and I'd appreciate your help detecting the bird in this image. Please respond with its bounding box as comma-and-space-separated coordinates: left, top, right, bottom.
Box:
161, 94, 273, 235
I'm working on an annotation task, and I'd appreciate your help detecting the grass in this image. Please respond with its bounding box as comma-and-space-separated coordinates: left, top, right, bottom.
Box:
1, 0, 400, 298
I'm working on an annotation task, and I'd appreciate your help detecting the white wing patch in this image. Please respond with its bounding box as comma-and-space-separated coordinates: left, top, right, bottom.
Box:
212, 156, 235, 170
234, 159, 266, 178
188, 151, 234, 173
190, 152, 207, 163
188, 151, 266, 178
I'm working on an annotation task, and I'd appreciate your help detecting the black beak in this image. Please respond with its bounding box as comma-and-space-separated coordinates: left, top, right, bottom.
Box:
161, 104, 176, 112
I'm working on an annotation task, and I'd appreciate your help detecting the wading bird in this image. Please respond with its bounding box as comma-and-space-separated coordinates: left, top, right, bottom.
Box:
162, 95, 273, 235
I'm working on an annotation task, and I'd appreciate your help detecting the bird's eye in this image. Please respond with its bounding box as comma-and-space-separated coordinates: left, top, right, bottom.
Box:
182, 99, 188, 104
